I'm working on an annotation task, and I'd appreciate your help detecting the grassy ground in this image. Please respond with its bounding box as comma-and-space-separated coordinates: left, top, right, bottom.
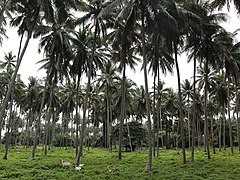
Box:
0, 146, 240, 179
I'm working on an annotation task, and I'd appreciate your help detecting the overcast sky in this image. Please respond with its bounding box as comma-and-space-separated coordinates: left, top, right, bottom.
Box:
0, 4, 239, 90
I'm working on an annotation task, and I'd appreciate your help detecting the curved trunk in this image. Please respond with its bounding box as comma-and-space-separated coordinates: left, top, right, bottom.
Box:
3, 89, 14, 160
0, 32, 25, 129
174, 43, 186, 164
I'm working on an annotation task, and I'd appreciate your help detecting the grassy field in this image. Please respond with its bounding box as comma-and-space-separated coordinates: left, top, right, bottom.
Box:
0, 146, 240, 179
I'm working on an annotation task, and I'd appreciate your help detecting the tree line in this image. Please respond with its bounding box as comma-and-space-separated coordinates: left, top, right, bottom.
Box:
0, 0, 240, 172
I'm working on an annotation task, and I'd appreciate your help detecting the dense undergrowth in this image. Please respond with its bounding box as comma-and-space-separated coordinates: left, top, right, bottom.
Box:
0, 146, 240, 179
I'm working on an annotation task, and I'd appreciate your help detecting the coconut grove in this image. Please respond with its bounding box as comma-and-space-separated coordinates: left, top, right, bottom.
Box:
1, 0, 240, 179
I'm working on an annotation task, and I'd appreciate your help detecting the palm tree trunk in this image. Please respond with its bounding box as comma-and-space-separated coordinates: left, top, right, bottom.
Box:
219, 114, 222, 152
153, 75, 156, 157
44, 89, 52, 155
126, 119, 133, 152
157, 66, 163, 150
191, 55, 197, 162
187, 98, 191, 150
92, 109, 96, 148
223, 105, 226, 151
227, 84, 233, 156
0, 32, 26, 129
204, 60, 210, 159
106, 90, 111, 152
118, 63, 126, 160
156, 97, 160, 156
211, 117, 215, 154
236, 86, 240, 152
141, 0, 152, 171
75, 75, 80, 156
76, 18, 98, 165
3, 90, 14, 160
31, 73, 49, 159
174, 43, 186, 164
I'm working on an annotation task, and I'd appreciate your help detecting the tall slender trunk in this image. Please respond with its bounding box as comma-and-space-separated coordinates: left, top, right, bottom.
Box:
0, 32, 25, 129
31, 73, 49, 159
227, 83, 233, 156
106, 89, 111, 152
118, 63, 126, 160
109, 100, 113, 152
204, 60, 210, 159
44, 89, 52, 155
187, 97, 191, 149
223, 105, 226, 151
3, 90, 14, 160
219, 114, 222, 151
191, 55, 197, 162
141, 0, 152, 171
126, 119, 133, 152
153, 75, 156, 157
211, 117, 215, 154
76, 19, 98, 165
236, 86, 240, 151
92, 109, 96, 148
157, 67, 163, 149
174, 43, 186, 164
50, 112, 55, 149
75, 75, 80, 156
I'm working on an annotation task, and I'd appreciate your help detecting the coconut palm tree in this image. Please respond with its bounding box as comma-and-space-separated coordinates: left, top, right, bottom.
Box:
98, 60, 119, 152
75, 0, 112, 165
0, 0, 50, 137
0, 51, 16, 74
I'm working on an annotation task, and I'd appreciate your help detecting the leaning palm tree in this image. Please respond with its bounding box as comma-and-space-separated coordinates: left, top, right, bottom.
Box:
31, 9, 74, 159
0, 0, 41, 129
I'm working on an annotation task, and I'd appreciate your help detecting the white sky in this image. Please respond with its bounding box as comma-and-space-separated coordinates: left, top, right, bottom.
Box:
0, 4, 239, 90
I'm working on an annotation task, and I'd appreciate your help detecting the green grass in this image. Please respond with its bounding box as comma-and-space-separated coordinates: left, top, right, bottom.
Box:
0, 146, 240, 179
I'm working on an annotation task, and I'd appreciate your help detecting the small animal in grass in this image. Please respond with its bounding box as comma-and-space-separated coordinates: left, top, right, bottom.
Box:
107, 166, 115, 173
74, 164, 84, 172
60, 159, 72, 168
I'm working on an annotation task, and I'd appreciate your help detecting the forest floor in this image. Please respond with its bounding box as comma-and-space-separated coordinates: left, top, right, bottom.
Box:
0, 146, 240, 179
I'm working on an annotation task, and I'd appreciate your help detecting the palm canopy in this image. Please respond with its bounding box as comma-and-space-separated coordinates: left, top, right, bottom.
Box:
35, 15, 75, 84
0, 51, 16, 74
211, 0, 240, 13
